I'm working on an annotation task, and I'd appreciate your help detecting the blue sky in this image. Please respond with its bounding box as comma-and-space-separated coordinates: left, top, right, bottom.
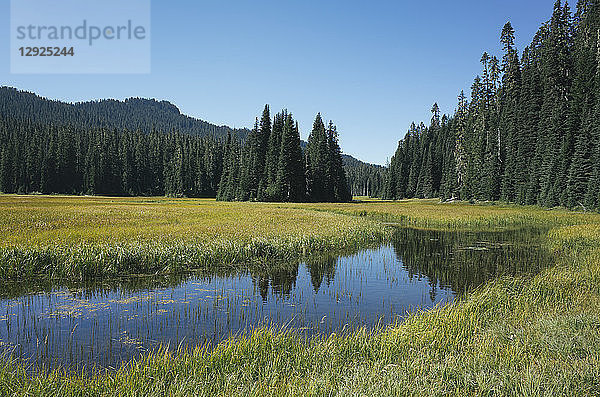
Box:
1, 0, 558, 164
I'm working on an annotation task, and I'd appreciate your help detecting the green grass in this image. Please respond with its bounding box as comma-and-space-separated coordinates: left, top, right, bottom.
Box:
0, 196, 388, 280
1, 196, 600, 395
299, 198, 599, 230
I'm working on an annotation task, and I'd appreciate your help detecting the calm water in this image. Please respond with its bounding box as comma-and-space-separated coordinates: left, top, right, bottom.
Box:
0, 227, 552, 371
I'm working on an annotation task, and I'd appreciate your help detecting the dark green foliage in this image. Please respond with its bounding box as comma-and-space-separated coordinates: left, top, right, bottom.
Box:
344, 156, 385, 198
261, 112, 285, 201
499, 22, 522, 202
0, 87, 238, 197
326, 121, 352, 202
0, 120, 222, 197
383, 0, 600, 210
217, 107, 352, 203
0, 87, 249, 139
217, 133, 241, 201
0, 89, 353, 202
241, 106, 273, 201
306, 114, 329, 201
275, 114, 305, 202
0, 116, 226, 197
383, 107, 454, 201
305, 116, 353, 202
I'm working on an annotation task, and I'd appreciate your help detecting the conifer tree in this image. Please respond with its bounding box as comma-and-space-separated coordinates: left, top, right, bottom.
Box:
539, 0, 573, 206
217, 133, 237, 201
255, 105, 272, 199
567, 111, 596, 207
406, 123, 421, 198
306, 113, 329, 201
326, 121, 352, 202
499, 22, 522, 202
262, 112, 285, 201
275, 114, 305, 202
454, 91, 468, 199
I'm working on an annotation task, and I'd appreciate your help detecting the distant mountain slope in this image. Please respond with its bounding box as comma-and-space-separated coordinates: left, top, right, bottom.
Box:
0, 86, 377, 176
0, 86, 386, 198
0, 86, 249, 139
342, 155, 385, 198
341, 154, 382, 169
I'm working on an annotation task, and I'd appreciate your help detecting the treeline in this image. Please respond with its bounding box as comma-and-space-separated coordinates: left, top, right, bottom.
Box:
0, 104, 352, 202
218, 106, 351, 202
383, 105, 454, 200
384, 0, 600, 210
0, 117, 225, 196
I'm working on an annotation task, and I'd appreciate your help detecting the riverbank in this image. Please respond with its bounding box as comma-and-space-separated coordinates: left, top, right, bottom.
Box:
1, 196, 599, 395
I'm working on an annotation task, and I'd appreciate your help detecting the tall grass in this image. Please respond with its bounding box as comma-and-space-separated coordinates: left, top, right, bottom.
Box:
1, 196, 600, 395
0, 196, 388, 279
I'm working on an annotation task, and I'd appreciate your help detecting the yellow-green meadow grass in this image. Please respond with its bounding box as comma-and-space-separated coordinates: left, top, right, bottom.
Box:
0, 195, 388, 279
1, 195, 600, 395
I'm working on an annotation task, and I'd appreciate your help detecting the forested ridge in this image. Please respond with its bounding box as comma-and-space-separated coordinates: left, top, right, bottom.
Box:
0, 116, 225, 197
384, 0, 600, 210
0, 89, 363, 201
344, 155, 385, 198
0, 86, 249, 139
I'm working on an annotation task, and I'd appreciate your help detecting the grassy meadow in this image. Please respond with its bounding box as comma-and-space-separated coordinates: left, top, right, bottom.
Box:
1, 195, 600, 395
0, 195, 388, 280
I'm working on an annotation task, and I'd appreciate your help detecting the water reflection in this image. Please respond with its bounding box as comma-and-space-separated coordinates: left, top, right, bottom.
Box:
392, 227, 551, 296
252, 265, 299, 301
306, 254, 337, 293
0, 226, 552, 372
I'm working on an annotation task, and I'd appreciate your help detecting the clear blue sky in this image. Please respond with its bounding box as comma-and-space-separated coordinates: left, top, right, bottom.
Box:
1, 0, 558, 164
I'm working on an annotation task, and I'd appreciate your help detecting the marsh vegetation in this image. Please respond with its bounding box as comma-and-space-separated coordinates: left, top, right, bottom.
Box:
1, 225, 551, 372
0, 196, 599, 395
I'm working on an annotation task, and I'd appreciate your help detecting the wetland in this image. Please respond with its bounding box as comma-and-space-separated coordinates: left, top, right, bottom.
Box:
0, 226, 552, 372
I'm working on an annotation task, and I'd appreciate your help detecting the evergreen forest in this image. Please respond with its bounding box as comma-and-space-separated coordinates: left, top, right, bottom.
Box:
383, 0, 600, 210
0, 94, 354, 202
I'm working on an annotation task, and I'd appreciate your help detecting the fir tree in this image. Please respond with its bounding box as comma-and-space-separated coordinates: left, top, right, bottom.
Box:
275, 114, 305, 202
306, 113, 329, 201
326, 121, 352, 202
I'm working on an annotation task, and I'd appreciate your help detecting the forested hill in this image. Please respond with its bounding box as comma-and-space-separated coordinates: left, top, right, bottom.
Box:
300, 139, 384, 197
342, 155, 385, 197
0, 85, 380, 199
384, 0, 600, 211
0, 86, 249, 139
0, 86, 373, 168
